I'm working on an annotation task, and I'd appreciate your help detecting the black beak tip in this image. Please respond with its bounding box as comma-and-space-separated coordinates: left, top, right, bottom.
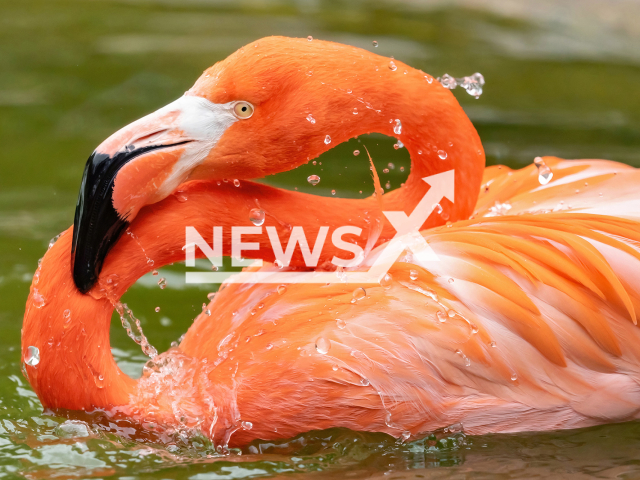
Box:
71, 150, 130, 294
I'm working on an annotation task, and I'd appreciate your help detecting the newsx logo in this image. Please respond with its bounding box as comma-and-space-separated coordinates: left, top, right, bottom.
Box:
184, 170, 454, 284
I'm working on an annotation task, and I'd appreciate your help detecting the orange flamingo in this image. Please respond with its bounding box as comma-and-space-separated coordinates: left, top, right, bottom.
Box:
22, 37, 640, 448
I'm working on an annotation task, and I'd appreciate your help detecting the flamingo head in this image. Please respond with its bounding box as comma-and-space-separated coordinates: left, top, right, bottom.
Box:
72, 35, 461, 293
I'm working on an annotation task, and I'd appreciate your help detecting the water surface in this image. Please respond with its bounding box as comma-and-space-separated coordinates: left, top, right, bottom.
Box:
2, 0, 640, 477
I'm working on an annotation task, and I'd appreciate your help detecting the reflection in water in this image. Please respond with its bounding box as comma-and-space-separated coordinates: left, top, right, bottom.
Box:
2, 0, 640, 478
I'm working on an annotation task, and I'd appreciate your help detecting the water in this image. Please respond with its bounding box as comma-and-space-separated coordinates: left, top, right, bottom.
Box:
2, 0, 640, 477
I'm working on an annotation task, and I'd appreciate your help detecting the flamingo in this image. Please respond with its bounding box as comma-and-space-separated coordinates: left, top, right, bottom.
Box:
22, 36, 640, 449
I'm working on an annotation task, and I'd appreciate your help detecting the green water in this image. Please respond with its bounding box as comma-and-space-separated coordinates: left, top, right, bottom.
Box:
2, 0, 640, 477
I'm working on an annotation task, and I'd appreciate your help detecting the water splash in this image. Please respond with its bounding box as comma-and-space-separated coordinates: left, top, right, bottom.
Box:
115, 302, 158, 358
438, 72, 485, 98
485, 201, 512, 217
55, 420, 91, 438
32, 288, 45, 309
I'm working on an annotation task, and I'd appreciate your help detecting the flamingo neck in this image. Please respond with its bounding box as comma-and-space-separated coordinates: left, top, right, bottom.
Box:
21, 230, 136, 411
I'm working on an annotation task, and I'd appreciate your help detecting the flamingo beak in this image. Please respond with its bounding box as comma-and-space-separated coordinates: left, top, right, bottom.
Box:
71, 143, 188, 294
71, 95, 239, 294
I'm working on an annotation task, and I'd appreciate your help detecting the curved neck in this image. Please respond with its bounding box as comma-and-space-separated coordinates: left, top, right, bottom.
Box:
22, 230, 136, 410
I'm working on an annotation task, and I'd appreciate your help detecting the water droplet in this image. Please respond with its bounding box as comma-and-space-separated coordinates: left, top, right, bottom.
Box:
383, 168, 389, 174
393, 119, 402, 135
438, 150, 448, 160
470, 324, 479, 334
32, 289, 45, 308
372, 40, 378, 47
360, 378, 370, 386
331, 189, 336, 196
511, 373, 518, 381
385, 181, 391, 189
448, 278, 454, 284
48, 234, 61, 249
353, 108, 358, 115
534, 156, 553, 185
336, 318, 346, 329
306, 114, 316, 124
307, 175, 321, 186
315, 337, 331, 354
436, 311, 447, 323
25, 346, 39, 366
353, 150, 360, 156
332, 364, 338, 371
307, 35, 313, 41
324, 135, 331, 145
249, 208, 265, 226
389, 61, 397, 71
233, 179, 240, 187
409, 269, 419, 281
400, 166, 405, 172
439, 73, 457, 89
155, 307, 160, 313
447, 309, 456, 318
158, 277, 167, 289
387, 162, 395, 170
152, 270, 159, 276
207, 292, 216, 301
241, 421, 253, 430
63, 309, 71, 320
380, 273, 393, 289
459, 72, 485, 97
352, 287, 366, 302
266, 343, 273, 350
486, 201, 512, 217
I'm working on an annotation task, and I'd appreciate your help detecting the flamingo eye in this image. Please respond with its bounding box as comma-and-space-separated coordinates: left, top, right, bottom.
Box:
233, 101, 254, 119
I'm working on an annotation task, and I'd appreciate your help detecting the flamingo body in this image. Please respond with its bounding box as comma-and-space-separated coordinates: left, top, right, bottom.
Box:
21, 37, 640, 447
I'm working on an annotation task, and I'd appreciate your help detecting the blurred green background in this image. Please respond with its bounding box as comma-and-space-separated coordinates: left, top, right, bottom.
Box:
1, 0, 640, 478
